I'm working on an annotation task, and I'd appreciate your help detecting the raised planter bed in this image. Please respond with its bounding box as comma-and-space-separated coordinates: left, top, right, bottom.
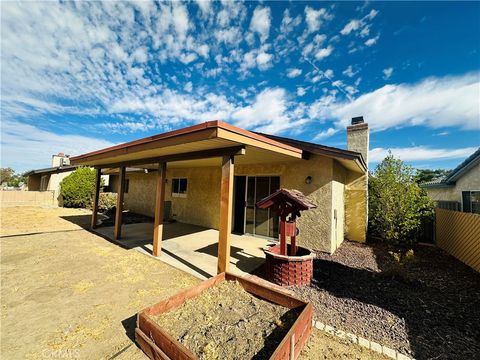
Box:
135, 272, 313, 360
265, 244, 314, 286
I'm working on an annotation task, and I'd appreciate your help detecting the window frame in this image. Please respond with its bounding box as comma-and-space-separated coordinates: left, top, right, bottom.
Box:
462, 190, 480, 214
171, 177, 188, 198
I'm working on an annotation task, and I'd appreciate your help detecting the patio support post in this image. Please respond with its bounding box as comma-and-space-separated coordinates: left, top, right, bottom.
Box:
114, 166, 126, 240
91, 168, 101, 229
153, 162, 167, 256
217, 155, 234, 274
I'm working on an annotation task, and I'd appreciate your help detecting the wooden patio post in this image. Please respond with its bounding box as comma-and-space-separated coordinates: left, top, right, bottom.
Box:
153, 162, 167, 256
114, 166, 126, 240
217, 155, 234, 274
91, 168, 101, 229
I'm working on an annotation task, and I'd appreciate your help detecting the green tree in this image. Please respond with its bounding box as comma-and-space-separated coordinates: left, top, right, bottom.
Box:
60, 167, 103, 208
414, 168, 451, 184
0, 168, 15, 185
369, 153, 435, 245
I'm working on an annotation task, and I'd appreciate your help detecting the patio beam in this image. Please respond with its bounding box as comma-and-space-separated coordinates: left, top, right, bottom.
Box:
153, 162, 167, 256
114, 166, 126, 240
217, 155, 234, 274
93, 146, 245, 169
90, 168, 101, 229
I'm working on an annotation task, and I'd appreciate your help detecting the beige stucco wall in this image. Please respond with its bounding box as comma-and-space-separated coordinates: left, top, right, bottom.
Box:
425, 162, 480, 205
331, 161, 347, 252
118, 154, 359, 253
235, 155, 335, 252
47, 171, 74, 205
344, 173, 368, 243
119, 168, 221, 229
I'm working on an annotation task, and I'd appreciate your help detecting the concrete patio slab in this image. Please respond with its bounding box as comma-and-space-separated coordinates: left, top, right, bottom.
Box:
94, 222, 274, 279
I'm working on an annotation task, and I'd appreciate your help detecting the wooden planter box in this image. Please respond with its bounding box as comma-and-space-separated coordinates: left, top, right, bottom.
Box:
135, 272, 313, 360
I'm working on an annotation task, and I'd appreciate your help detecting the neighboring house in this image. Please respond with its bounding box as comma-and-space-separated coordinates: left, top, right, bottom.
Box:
25, 153, 77, 203
71, 119, 369, 254
422, 148, 480, 214
25, 153, 109, 206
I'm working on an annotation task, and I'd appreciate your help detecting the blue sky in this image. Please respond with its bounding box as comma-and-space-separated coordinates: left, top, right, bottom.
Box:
1, 1, 479, 172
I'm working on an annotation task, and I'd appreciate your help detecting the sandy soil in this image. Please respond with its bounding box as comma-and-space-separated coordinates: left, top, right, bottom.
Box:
1, 206, 387, 360
152, 280, 300, 359
300, 330, 389, 360
0, 206, 199, 359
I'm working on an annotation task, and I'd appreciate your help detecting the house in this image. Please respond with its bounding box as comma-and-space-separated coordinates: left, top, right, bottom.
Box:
25, 153, 78, 204
70, 118, 369, 272
25, 152, 110, 206
422, 148, 480, 214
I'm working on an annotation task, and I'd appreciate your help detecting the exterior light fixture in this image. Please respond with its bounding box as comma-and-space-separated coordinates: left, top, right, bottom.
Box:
305, 176, 312, 184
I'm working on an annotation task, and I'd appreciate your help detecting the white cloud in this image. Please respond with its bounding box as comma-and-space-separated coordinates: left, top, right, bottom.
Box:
195, 0, 211, 16
197, 44, 210, 58
287, 68, 303, 78
172, 3, 190, 40
1, 120, 115, 172
313, 127, 338, 141
315, 45, 333, 60
383, 67, 394, 79
309, 72, 480, 131
304, 6, 332, 33
340, 9, 379, 38
341, 20, 361, 35
370, 146, 478, 163
324, 69, 334, 78
184, 81, 193, 92
297, 87, 306, 96
366, 9, 379, 20
256, 51, 273, 70
365, 35, 379, 46
342, 65, 357, 78
250, 6, 271, 43
179, 52, 198, 64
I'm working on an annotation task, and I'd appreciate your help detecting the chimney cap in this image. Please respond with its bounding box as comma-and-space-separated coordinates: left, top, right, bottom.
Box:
351, 116, 364, 125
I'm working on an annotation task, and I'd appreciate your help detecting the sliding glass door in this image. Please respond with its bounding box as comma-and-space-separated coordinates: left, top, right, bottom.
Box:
244, 176, 280, 239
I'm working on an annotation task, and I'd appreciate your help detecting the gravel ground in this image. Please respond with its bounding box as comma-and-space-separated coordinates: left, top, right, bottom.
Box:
290, 241, 480, 360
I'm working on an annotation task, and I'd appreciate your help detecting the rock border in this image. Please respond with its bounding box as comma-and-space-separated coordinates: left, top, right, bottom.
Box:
312, 319, 415, 360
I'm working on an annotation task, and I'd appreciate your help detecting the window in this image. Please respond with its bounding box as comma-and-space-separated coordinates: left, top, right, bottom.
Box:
172, 178, 188, 197
124, 179, 129, 194
462, 191, 480, 214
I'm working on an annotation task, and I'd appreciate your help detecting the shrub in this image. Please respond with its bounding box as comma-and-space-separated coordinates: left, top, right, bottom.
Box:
369, 153, 434, 245
98, 192, 117, 212
60, 167, 103, 208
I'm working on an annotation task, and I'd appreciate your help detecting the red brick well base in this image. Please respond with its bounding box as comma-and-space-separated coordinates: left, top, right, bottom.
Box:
264, 244, 314, 286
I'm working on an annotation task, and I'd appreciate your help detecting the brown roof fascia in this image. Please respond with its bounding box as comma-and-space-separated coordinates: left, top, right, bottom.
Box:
256, 132, 367, 172
71, 120, 302, 164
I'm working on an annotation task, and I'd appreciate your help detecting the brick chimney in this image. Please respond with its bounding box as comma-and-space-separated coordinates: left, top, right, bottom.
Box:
347, 116, 369, 167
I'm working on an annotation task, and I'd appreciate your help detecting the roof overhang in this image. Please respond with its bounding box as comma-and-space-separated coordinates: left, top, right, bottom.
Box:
255, 132, 367, 174
70, 121, 304, 168
25, 165, 77, 176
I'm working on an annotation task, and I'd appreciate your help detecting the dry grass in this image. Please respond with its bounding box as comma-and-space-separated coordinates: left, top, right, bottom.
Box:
1, 206, 386, 359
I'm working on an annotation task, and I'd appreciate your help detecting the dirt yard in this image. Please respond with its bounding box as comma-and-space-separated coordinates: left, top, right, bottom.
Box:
0, 206, 199, 359
1, 207, 387, 359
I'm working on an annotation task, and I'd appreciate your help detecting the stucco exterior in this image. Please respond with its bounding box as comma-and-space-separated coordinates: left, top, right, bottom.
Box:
117, 153, 357, 253
345, 122, 369, 243
425, 162, 480, 204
